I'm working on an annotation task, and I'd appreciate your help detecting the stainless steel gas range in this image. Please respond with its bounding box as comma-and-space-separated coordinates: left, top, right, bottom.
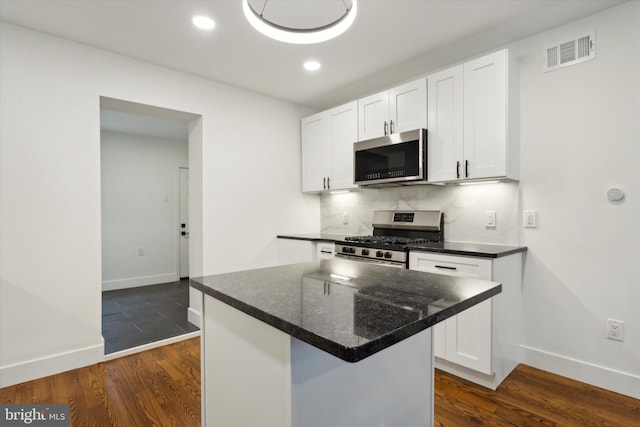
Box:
335, 210, 444, 268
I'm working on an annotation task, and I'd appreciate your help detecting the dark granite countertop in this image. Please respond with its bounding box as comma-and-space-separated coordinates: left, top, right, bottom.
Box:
190, 258, 501, 363
277, 233, 351, 242
408, 241, 526, 258
277, 234, 526, 258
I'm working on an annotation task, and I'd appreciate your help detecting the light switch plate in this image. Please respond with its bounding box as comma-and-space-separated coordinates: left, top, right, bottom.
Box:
342, 211, 349, 224
485, 211, 496, 228
523, 210, 537, 228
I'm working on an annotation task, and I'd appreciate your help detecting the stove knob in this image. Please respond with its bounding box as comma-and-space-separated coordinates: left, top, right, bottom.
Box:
342, 246, 349, 253
376, 250, 384, 258
361, 249, 370, 256
348, 247, 356, 254
384, 252, 392, 259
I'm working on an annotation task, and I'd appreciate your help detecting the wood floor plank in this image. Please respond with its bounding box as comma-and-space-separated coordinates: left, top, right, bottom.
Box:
1, 337, 638, 426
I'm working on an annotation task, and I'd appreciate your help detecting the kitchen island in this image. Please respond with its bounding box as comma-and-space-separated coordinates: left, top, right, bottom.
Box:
190, 258, 501, 427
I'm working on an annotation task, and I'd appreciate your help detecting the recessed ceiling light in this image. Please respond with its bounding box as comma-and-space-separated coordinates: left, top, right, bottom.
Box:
192, 15, 215, 30
304, 61, 321, 71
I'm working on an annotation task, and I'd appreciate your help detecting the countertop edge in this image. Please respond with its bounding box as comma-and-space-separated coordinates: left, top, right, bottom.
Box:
410, 246, 527, 258
191, 275, 501, 363
277, 234, 527, 258
277, 234, 342, 242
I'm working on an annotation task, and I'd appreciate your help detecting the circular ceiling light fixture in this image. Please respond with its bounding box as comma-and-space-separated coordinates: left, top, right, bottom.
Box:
242, 0, 357, 44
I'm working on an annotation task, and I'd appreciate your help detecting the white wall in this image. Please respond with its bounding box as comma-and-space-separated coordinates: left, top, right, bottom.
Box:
0, 22, 319, 387
513, 1, 639, 398
101, 130, 188, 290
320, 1, 640, 398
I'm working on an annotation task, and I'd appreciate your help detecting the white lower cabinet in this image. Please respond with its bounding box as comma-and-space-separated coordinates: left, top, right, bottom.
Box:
409, 250, 523, 389
316, 242, 335, 259
276, 238, 335, 265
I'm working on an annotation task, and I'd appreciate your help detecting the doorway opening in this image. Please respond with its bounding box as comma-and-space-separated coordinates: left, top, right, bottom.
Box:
99, 97, 200, 356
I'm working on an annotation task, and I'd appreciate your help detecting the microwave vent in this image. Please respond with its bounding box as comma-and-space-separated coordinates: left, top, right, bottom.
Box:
543, 31, 595, 72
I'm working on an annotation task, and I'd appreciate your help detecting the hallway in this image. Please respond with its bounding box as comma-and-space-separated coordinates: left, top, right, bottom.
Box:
101, 279, 199, 354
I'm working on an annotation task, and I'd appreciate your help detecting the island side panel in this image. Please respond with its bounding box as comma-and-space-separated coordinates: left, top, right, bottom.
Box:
203, 295, 292, 427
290, 331, 434, 427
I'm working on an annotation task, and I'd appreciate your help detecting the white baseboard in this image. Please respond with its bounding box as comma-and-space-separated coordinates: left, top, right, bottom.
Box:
521, 344, 640, 399
188, 307, 202, 328
103, 331, 200, 361
102, 273, 178, 291
0, 339, 105, 388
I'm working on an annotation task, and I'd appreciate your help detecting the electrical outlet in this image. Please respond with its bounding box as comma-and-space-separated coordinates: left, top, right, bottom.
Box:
606, 319, 624, 341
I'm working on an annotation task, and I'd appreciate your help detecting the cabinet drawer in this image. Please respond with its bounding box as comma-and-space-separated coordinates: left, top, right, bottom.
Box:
409, 252, 492, 280
316, 242, 335, 259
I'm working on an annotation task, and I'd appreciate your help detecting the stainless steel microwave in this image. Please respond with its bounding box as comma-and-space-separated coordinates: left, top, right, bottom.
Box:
354, 128, 427, 186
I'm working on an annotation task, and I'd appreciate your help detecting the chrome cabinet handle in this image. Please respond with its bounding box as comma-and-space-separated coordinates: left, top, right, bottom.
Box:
456, 161, 461, 179
327, 176, 330, 189
323, 177, 326, 189
390, 120, 394, 134
465, 160, 470, 178
384, 121, 388, 135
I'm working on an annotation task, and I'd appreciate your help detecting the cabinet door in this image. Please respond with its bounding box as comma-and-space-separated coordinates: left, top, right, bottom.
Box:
409, 252, 493, 374
446, 298, 492, 374
357, 91, 389, 141
427, 66, 464, 182
463, 49, 507, 179
328, 101, 358, 190
276, 239, 315, 265
301, 112, 330, 192
389, 78, 427, 134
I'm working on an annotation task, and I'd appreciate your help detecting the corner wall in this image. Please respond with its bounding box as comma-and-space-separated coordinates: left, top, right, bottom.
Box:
513, 1, 640, 398
0, 23, 319, 387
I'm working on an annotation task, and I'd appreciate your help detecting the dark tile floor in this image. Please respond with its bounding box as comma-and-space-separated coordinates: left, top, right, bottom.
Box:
102, 279, 199, 354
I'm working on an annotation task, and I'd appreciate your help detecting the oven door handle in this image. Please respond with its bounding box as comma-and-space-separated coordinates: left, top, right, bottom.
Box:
335, 253, 405, 268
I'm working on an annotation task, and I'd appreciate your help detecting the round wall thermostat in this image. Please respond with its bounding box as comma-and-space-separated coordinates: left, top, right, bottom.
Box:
606, 187, 624, 201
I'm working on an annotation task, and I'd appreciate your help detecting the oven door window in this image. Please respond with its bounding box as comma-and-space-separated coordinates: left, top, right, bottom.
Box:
355, 140, 420, 182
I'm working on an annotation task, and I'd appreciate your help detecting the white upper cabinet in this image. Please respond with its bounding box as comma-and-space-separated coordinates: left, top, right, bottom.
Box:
427, 66, 464, 182
428, 49, 517, 182
301, 112, 330, 192
328, 102, 358, 190
301, 101, 358, 193
357, 91, 389, 141
463, 51, 508, 179
358, 78, 427, 141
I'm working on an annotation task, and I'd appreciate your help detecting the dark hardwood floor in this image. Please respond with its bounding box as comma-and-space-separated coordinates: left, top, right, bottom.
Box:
1, 337, 638, 426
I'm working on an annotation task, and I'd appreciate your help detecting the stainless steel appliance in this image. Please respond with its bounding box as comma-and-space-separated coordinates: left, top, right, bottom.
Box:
354, 129, 427, 186
335, 210, 444, 268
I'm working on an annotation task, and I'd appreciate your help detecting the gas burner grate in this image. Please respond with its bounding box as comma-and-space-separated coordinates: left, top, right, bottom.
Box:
345, 236, 436, 246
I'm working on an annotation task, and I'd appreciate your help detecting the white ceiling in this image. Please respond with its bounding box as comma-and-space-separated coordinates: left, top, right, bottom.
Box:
0, 0, 625, 110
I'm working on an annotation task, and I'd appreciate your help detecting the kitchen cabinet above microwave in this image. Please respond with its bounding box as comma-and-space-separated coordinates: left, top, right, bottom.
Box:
357, 78, 427, 141
301, 101, 358, 193
427, 49, 519, 183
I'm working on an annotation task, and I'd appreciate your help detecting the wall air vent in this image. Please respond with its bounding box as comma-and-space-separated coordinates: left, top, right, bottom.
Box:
543, 31, 595, 72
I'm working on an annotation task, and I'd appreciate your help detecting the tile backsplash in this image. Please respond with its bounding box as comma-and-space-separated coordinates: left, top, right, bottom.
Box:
320, 182, 520, 245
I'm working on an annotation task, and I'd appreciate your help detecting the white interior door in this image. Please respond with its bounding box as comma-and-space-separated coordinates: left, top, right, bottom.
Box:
179, 167, 189, 278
